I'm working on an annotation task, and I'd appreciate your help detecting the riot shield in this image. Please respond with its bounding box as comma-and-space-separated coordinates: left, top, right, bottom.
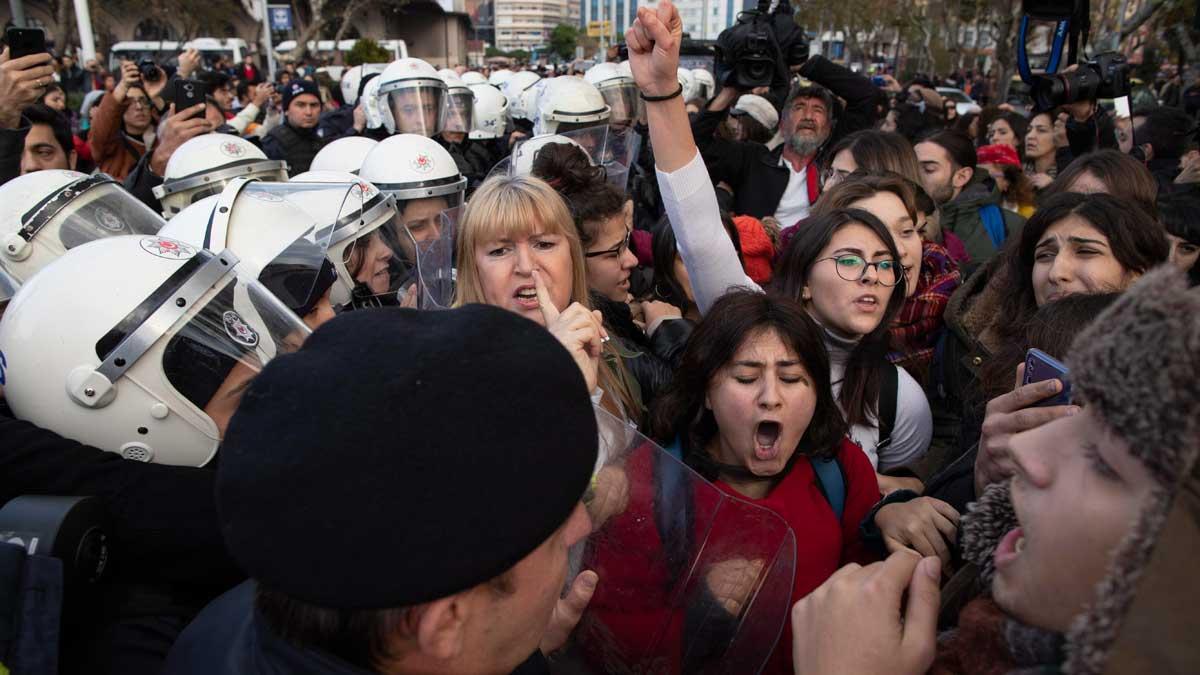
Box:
489, 125, 641, 192
392, 205, 457, 310
557, 407, 797, 675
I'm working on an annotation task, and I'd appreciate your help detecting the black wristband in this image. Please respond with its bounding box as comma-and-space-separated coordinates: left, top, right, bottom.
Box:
640, 84, 683, 102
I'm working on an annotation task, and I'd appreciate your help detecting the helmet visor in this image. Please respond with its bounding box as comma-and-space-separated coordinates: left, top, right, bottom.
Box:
387, 86, 445, 136
599, 82, 643, 126
442, 90, 475, 134
339, 190, 463, 309
53, 181, 165, 250
229, 181, 350, 323
161, 266, 310, 426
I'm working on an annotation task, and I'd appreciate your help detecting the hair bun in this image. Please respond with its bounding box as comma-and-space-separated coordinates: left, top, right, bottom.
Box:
531, 142, 604, 195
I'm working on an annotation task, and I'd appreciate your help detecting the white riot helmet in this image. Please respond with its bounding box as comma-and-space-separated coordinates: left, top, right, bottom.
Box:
692, 68, 715, 100
460, 71, 487, 85
361, 75, 386, 130
510, 134, 589, 177
151, 134, 289, 219
288, 169, 445, 310
340, 63, 387, 106
0, 235, 310, 466
0, 170, 165, 284
468, 83, 508, 139
310, 136, 379, 174
439, 71, 475, 135
377, 58, 447, 136
488, 69, 514, 87
585, 61, 642, 127
360, 134, 466, 210
677, 67, 697, 101
502, 70, 542, 122
534, 77, 610, 135
159, 179, 357, 326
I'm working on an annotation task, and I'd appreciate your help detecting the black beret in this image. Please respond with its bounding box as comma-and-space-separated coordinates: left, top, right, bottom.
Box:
216, 304, 598, 609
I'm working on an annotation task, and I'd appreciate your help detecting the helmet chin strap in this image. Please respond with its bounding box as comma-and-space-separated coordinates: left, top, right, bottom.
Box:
345, 281, 399, 311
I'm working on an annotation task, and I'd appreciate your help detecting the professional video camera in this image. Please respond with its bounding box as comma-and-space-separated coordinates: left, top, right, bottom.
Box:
1017, 0, 1130, 109
1030, 52, 1129, 109
714, 0, 807, 90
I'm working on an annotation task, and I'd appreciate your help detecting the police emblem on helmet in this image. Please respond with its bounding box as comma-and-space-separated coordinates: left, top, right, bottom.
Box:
95, 206, 126, 232
220, 141, 247, 158
139, 237, 197, 260
411, 154, 434, 173
222, 310, 260, 348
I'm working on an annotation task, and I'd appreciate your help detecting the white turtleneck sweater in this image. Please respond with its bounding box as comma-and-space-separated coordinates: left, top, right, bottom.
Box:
822, 329, 932, 471
658, 150, 933, 471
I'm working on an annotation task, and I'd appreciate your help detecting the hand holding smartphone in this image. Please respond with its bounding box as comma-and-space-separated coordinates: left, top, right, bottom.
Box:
173, 79, 209, 110
5, 27, 47, 59
1021, 348, 1072, 407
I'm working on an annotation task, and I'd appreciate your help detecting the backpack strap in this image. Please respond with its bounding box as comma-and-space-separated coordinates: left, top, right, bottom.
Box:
878, 364, 899, 450
812, 456, 846, 521
978, 203, 1007, 250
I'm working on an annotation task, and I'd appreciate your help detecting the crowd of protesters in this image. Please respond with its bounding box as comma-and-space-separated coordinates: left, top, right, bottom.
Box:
0, 3, 1198, 674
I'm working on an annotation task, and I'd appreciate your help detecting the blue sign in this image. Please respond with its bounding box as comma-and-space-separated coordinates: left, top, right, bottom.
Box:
269, 6, 292, 31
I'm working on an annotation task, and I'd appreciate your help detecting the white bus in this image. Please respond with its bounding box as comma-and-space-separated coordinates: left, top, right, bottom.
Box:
108, 38, 249, 72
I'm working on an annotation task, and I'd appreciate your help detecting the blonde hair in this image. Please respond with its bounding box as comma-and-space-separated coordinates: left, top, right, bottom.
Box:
454, 173, 642, 423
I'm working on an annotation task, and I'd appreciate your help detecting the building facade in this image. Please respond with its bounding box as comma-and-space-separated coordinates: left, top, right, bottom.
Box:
493, 0, 571, 51
577, 0, 740, 43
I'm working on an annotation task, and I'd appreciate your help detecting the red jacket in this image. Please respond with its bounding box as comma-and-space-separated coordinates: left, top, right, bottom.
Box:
579, 438, 880, 674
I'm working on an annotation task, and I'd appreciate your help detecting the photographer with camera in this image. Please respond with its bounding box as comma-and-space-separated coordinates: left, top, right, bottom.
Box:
693, 1, 879, 226
89, 61, 165, 181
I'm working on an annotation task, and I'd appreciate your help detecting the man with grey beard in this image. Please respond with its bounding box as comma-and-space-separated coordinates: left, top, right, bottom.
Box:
691, 55, 879, 226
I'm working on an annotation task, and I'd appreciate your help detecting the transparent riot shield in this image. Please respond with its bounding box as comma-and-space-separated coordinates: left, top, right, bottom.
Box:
490, 125, 641, 192
556, 407, 798, 675
392, 205, 457, 310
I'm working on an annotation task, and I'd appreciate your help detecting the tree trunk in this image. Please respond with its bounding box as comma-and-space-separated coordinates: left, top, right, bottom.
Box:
989, 0, 1021, 102
292, 0, 329, 61
333, 0, 366, 41
1120, 0, 1173, 41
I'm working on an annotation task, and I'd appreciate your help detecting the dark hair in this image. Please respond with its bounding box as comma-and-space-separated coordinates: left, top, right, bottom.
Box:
995, 162, 1035, 207
530, 142, 624, 249
21, 103, 73, 158
731, 112, 773, 144
197, 70, 232, 90
39, 82, 64, 99
954, 111, 980, 139
772, 208, 907, 427
651, 212, 742, 312
1040, 150, 1158, 214
978, 292, 1119, 402
255, 570, 516, 670
984, 111, 1028, 156
917, 129, 977, 170
814, 171, 919, 225
649, 291, 848, 473
784, 84, 835, 121
1137, 106, 1197, 159
826, 130, 922, 185
1157, 191, 1200, 245
994, 191, 1170, 345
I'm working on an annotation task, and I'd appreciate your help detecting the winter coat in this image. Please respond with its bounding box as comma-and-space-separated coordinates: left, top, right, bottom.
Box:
691, 55, 879, 220
89, 93, 150, 182
937, 171, 1025, 273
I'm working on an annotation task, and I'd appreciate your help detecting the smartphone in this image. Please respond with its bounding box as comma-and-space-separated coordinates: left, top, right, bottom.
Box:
871, 75, 886, 87
173, 79, 208, 110
1022, 348, 1072, 407
6, 27, 47, 59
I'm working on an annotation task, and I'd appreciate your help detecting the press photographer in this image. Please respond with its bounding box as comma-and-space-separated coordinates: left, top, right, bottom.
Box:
692, 0, 879, 225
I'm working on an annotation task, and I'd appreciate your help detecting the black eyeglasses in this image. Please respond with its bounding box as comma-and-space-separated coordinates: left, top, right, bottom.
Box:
817, 254, 900, 286
585, 228, 631, 259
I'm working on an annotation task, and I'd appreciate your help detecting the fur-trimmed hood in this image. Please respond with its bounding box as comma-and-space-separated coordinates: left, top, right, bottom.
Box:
956, 267, 1200, 674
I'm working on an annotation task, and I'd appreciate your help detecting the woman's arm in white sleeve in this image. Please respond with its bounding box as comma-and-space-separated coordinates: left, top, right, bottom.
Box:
656, 152, 760, 314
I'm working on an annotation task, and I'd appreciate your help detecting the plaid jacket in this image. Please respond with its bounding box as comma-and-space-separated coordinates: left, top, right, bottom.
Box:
889, 241, 962, 370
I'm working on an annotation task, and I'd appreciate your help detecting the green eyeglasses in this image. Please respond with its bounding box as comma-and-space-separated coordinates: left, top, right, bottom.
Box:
818, 254, 901, 286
